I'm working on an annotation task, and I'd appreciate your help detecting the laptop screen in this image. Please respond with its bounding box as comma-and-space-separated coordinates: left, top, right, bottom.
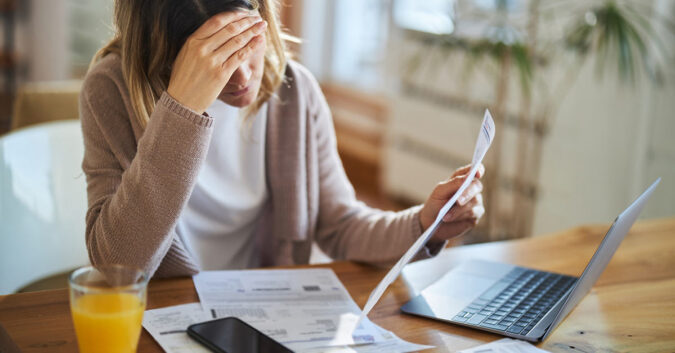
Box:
542, 178, 660, 339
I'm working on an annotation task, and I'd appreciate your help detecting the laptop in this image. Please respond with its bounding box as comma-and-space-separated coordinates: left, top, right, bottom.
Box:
401, 178, 661, 342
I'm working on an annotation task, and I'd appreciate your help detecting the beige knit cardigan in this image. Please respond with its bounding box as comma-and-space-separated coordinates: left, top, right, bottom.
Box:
79, 54, 444, 278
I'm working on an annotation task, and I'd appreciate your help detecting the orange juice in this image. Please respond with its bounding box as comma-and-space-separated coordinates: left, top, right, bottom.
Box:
70, 293, 145, 353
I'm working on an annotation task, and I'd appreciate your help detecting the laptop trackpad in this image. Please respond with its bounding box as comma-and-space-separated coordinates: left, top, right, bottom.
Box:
409, 260, 514, 320
417, 272, 496, 319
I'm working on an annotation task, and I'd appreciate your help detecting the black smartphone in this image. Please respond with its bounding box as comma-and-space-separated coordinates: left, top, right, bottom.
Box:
187, 317, 294, 353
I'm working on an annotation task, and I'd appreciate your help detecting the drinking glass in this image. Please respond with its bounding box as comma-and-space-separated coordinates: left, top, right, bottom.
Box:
69, 264, 148, 353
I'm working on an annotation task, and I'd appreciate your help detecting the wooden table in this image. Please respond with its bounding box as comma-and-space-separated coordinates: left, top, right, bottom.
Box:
1, 218, 674, 352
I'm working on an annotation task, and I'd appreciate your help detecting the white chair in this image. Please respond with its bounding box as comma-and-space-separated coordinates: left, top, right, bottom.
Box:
0, 120, 89, 294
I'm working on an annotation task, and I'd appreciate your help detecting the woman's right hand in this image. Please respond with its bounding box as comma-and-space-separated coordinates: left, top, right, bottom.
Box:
167, 11, 267, 114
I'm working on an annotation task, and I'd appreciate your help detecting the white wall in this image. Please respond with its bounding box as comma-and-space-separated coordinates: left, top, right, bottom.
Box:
531, 61, 675, 236
26, 0, 70, 81
530, 1, 675, 235
299, 0, 333, 81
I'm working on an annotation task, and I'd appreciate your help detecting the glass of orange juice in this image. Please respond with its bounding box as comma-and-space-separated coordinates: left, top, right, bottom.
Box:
69, 264, 149, 353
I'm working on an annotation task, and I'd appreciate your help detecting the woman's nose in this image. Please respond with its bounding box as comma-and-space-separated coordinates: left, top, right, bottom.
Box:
229, 65, 252, 88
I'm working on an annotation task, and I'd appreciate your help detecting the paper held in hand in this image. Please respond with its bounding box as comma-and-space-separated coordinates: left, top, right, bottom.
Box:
354, 109, 496, 329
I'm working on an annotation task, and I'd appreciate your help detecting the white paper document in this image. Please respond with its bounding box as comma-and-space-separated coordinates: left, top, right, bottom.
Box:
193, 268, 376, 347
143, 302, 432, 352
190, 268, 431, 351
457, 338, 551, 353
143, 303, 211, 353
357, 109, 496, 327
299, 327, 433, 353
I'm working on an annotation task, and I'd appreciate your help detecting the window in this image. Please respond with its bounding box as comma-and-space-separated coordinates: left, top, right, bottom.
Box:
68, 0, 113, 76
393, 0, 456, 35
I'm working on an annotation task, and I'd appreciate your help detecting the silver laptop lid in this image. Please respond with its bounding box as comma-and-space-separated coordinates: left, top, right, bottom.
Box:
540, 178, 661, 340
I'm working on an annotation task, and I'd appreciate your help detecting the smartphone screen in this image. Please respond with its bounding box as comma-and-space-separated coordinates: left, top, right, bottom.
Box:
187, 317, 294, 353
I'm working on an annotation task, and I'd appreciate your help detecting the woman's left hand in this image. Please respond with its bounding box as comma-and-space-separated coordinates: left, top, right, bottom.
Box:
419, 164, 486, 242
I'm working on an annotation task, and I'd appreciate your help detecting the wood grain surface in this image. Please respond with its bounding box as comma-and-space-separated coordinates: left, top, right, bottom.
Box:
0, 218, 673, 352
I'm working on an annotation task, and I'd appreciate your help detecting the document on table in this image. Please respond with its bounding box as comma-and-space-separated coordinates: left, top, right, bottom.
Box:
298, 328, 433, 353
143, 303, 211, 353
190, 268, 431, 351
143, 303, 433, 352
457, 338, 551, 353
357, 109, 496, 328
193, 268, 374, 347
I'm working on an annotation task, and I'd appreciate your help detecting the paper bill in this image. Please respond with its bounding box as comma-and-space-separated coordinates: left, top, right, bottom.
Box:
356, 109, 496, 327
143, 303, 433, 353
297, 327, 434, 353
143, 303, 211, 353
193, 269, 384, 348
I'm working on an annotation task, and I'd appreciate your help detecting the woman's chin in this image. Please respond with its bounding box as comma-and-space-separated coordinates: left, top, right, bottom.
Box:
220, 92, 257, 108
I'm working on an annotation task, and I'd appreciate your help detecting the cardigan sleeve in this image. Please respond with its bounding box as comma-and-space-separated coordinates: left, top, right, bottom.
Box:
293, 66, 447, 267
79, 63, 212, 278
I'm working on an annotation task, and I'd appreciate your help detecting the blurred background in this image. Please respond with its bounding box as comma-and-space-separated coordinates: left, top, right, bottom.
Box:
0, 0, 674, 254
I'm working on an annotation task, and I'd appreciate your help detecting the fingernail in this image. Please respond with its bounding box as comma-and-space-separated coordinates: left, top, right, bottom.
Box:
458, 196, 466, 205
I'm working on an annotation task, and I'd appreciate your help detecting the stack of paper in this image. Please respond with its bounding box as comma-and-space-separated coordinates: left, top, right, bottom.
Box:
142, 269, 432, 352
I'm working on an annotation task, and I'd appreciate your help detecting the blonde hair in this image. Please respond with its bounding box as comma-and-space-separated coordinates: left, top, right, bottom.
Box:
92, 0, 290, 129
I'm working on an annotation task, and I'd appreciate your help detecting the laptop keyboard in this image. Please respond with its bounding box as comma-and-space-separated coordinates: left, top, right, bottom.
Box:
452, 267, 576, 336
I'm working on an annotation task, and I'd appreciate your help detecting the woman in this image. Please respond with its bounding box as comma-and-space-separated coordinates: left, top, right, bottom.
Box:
80, 0, 485, 278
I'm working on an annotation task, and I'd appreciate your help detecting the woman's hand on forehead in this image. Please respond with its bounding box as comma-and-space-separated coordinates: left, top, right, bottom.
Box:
194, 11, 258, 39
166, 9, 266, 114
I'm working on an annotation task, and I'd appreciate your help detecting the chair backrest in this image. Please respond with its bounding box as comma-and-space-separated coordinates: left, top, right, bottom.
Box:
0, 120, 89, 294
11, 80, 82, 131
